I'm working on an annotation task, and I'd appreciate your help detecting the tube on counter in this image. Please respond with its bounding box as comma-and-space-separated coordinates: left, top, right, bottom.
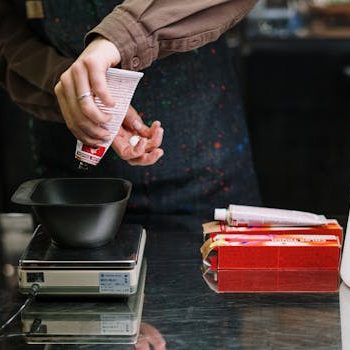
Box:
75, 68, 144, 169
214, 204, 328, 227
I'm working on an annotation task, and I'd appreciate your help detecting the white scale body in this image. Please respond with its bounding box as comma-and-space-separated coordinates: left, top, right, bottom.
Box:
18, 224, 146, 296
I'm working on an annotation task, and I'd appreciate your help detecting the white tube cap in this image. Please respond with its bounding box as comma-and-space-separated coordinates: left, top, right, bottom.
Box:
129, 135, 141, 147
214, 208, 227, 221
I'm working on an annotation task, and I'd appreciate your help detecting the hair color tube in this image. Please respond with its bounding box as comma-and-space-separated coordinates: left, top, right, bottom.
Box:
214, 204, 327, 227
75, 68, 143, 169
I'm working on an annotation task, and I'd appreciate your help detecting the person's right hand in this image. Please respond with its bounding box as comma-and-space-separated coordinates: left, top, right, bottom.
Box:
54, 36, 121, 146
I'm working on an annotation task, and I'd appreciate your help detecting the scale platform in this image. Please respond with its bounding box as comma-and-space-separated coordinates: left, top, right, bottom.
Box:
18, 224, 146, 296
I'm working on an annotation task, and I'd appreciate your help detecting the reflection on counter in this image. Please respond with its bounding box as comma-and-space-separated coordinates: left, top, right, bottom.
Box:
203, 268, 339, 293
21, 261, 146, 345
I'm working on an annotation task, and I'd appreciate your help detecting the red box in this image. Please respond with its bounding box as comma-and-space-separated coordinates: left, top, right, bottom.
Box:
203, 268, 339, 293
202, 233, 341, 269
201, 221, 342, 293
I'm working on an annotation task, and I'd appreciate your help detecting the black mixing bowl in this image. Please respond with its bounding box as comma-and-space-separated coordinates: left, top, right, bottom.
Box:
11, 178, 132, 248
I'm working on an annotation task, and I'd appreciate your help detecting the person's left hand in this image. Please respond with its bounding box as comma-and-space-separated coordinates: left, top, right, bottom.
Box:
112, 106, 164, 166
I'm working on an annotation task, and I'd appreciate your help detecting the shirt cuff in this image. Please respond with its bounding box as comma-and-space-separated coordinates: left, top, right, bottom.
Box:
85, 7, 158, 71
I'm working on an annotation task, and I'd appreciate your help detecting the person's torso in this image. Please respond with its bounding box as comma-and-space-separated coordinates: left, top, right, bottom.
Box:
19, 0, 260, 214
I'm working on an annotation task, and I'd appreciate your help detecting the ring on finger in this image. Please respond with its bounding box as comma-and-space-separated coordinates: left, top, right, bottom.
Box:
77, 91, 93, 102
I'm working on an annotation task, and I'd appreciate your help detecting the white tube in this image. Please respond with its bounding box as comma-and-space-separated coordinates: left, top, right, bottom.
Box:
214, 204, 327, 227
75, 68, 144, 168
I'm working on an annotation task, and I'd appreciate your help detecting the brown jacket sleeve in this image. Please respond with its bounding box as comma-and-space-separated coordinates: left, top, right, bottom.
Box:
86, 0, 257, 70
0, 0, 73, 121
1, 0, 256, 121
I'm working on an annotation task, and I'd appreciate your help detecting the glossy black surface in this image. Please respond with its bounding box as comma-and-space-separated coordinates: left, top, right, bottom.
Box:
0, 214, 345, 349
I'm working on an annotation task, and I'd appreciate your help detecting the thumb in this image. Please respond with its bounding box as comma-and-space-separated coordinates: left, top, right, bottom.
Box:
123, 106, 152, 137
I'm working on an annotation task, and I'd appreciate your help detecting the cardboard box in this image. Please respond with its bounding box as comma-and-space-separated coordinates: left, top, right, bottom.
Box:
201, 220, 342, 293
203, 268, 339, 293
201, 220, 343, 293
201, 233, 341, 270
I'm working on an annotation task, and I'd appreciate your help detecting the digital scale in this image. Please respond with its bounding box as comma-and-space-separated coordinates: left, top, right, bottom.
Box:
21, 260, 147, 344
18, 224, 146, 296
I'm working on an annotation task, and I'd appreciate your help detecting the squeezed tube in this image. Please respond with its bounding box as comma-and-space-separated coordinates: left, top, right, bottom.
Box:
75, 68, 144, 169
214, 204, 327, 227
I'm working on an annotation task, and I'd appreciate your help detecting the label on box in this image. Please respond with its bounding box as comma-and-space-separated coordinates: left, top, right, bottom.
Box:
99, 272, 130, 294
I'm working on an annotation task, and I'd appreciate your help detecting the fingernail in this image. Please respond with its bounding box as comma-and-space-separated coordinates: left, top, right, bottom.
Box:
133, 120, 142, 131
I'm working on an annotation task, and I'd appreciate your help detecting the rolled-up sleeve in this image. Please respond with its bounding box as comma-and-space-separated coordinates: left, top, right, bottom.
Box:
0, 0, 73, 121
86, 0, 257, 71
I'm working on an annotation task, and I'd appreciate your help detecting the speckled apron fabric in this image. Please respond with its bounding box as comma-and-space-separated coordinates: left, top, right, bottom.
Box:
20, 0, 260, 215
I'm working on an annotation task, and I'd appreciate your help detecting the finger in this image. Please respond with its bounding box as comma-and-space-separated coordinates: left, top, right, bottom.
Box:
60, 109, 103, 146
71, 63, 112, 125
77, 118, 112, 142
71, 62, 93, 99
76, 135, 105, 148
149, 120, 162, 135
66, 102, 111, 142
86, 61, 115, 107
59, 72, 111, 142
123, 106, 153, 138
128, 148, 164, 166
146, 127, 164, 152
111, 137, 148, 161
63, 109, 108, 146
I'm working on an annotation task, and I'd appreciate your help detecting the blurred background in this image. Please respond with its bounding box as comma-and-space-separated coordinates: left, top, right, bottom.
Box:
1, 0, 350, 217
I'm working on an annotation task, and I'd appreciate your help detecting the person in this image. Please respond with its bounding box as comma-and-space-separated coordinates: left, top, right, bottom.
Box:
0, 0, 260, 216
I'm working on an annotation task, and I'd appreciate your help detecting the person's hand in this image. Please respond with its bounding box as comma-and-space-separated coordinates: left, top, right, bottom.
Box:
54, 36, 121, 146
113, 106, 164, 166
134, 322, 166, 350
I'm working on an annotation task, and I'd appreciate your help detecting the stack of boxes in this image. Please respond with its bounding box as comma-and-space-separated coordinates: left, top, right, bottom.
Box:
201, 220, 343, 293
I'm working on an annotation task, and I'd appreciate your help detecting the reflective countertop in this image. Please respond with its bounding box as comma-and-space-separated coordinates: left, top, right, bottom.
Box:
0, 214, 347, 349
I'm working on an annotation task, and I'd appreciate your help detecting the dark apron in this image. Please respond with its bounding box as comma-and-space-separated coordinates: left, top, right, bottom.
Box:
20, 0, 260, 215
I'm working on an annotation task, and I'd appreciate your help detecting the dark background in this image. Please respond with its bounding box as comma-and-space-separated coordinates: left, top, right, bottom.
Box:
1, 36, 350, 217
241, 39, 350, 217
